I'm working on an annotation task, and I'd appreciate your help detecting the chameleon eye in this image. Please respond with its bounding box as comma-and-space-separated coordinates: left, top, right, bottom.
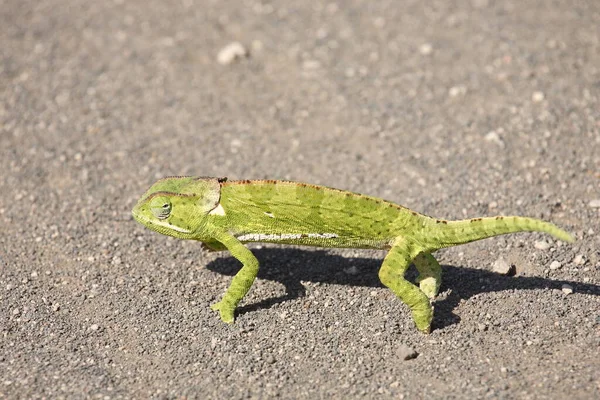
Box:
150, 196, 171, 220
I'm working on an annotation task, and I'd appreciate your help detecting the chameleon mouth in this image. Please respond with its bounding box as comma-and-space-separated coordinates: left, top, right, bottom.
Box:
131, 208, 192, 234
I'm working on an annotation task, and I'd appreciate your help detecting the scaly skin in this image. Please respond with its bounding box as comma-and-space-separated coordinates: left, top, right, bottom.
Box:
132, 176, 574, 333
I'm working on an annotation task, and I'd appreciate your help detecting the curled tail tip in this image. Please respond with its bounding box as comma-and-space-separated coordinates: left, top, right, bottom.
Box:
556, 229, 575, 243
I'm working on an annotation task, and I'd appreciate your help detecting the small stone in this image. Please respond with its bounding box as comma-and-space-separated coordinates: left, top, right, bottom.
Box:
534, 240, 551, 250
492, 258, 515, 276
588, 199, 600, 208
217, 42, 248, 65
396, 344, 418, 361
449, 85, 467, 97
302, 60, 321, 70
52, 303, 60, 312
90, 324, 100, 331
561, 284, 573, 294
532, 91, 545, 102
419, 43, 433, 55
549, 261, 562, 270
343, 266, 360, 275
12, 308, 20, 316
485, 131, 505, 147
573, 254, 585, 265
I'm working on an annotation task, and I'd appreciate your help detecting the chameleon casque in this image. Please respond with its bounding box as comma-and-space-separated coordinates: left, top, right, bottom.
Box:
132, 176, 574, 333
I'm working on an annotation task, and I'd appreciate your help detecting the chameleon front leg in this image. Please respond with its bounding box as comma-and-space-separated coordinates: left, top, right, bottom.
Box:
378, 239, 433, 333
209, 232, 259, 323
414, 252, 442, 299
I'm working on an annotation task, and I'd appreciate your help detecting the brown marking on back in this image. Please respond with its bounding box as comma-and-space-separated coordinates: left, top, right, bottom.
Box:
495, 216, 504, 220
470, 218, 483, 222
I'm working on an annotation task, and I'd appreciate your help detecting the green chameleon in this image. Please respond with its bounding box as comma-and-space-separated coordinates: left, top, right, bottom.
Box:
132, 176, 574, 333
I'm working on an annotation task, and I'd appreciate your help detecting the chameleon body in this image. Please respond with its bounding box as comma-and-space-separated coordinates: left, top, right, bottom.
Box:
132, 176, 574, 333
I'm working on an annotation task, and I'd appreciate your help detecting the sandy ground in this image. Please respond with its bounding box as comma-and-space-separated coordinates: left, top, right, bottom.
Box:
1, 0, 599, 398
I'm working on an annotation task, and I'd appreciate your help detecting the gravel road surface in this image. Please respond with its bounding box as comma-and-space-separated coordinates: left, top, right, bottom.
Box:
1, 0, 599, 398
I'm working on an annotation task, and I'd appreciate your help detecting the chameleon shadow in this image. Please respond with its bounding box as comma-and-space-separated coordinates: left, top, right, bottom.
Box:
205, 247, 600, 331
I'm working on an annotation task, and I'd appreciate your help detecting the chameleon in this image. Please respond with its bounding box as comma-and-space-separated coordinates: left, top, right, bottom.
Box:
131, 176, 574, 333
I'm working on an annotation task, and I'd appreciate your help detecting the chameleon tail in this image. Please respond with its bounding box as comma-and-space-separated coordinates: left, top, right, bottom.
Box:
424, 215, 574, 249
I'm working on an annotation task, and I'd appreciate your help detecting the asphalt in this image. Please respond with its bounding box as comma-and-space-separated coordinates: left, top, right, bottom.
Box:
1, 0, 599, 398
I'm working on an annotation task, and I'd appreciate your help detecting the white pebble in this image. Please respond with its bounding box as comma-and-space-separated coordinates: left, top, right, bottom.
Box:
532, 91, 545, 102
485, 131, 505, 148
302, 60, 321, 70
448, 85, 467, 97
561, 284, 573, 295
549, 261, 562, 270
90, 324, 100, 331
588, 199, 600, 208
534, 240, 551, 250
217, 42, 248, 65
573, 254, 585, 265
419, 43, 433, 55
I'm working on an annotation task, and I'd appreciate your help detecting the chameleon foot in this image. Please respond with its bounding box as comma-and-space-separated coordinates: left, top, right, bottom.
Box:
210, 301, 235, 323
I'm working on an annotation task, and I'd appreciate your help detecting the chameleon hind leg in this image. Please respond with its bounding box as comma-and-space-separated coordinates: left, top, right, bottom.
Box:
378, 239, 433, 333
414, 252, 442, 299
209, 232, 259, 323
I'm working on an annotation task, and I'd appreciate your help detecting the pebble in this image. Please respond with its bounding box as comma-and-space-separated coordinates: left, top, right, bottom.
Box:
90, 324, 100, 331
485, 131, 505, 147
573, 254, 585, 265
588, 199, 600, 208
549, 261, 562, 270
343, 266, 360, 275
492, 258, 515, 276
302, 60, 321, 70
419, 43, 433, 55
396, 344, 418, 361
561, 284, 573, 295
532, 91, 545, 102
534, 240, 551, 250
217, 42, 248, 65
449, 85, 467, 97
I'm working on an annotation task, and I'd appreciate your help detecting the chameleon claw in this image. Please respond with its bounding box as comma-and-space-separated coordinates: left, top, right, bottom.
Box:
211, 301, 235, 323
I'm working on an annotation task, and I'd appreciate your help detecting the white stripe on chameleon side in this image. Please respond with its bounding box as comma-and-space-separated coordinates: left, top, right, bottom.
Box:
236, 232, 339, 242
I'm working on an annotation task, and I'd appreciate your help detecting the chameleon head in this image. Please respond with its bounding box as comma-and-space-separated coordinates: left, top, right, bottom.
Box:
132, 176, 223, 239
